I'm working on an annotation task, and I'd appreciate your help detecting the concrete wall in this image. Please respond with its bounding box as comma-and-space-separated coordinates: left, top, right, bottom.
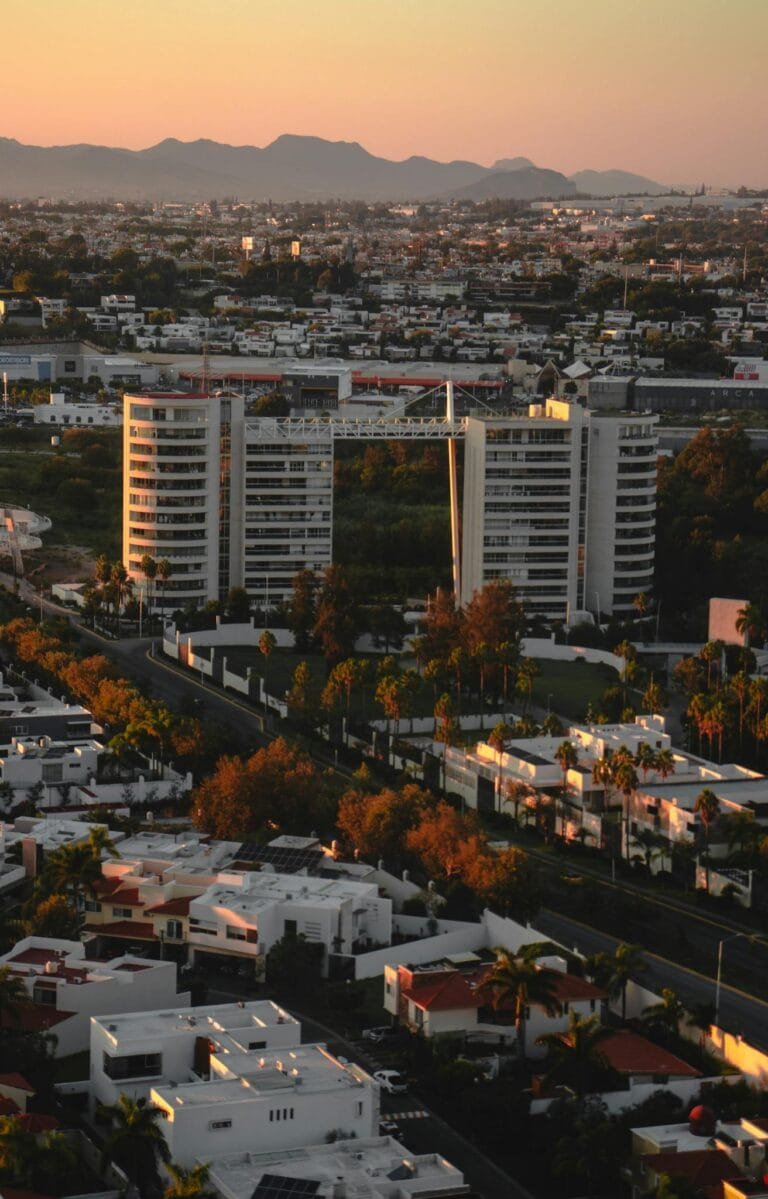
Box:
521, 636, 623, 673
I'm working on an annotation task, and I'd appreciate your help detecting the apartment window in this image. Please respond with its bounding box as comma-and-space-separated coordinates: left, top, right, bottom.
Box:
225, 925, 247, 941
209, 1119, 232, 1131
269, 1109, 295, 1122
356, 1101, 364, 1117
112, 907, 133, 919
166, 920, 183, 939
32, 985, 57, 1006
103, 1052, 162, 1080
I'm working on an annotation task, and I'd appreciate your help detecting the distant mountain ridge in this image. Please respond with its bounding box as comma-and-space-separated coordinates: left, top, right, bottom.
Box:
0, 134, 668, 200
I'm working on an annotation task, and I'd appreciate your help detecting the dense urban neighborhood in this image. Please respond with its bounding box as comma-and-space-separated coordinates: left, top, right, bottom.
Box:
1, 173, 768, 1199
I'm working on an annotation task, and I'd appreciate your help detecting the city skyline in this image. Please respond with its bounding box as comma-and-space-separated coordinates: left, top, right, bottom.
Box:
5, 0, 768, 188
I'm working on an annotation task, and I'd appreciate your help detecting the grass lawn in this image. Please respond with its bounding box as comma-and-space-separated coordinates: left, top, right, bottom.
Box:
530, 658, 620, 721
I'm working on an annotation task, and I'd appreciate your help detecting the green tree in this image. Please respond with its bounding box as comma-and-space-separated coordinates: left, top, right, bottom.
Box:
265, 932, 324, 998
98, 1095, 171, 1196
312, 565, 360, 668
536, 1011, 614, 1098
289, 569, 317, 652
554, 740, 579, 836
694, 787, 720, 891
258, 629, 277, 711
0, 965, 30, 1025
163, 1161, 216, 1199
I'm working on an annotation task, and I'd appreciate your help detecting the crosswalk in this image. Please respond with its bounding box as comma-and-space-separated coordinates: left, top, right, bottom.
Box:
387, 1109, 429, 1120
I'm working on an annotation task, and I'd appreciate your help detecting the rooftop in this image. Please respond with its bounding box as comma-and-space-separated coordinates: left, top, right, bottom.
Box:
206, 1136, 468, 1199
95, 1000, 298, 1046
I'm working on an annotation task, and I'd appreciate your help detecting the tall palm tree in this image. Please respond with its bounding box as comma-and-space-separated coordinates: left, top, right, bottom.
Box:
98, 1095, 170, 1196
504, 778, 535, 829
554, 740, 578, 836
736, 602, 766, 648
611, 755, 638, 861
140, 554, 158, 619
88, 825, 120, 860
642, 988, 686, 1038
694, 788, 720, 891
43, 841, 103, 899
535, 1011, 614, 1098
476, 945, 562, 1060
611, 942, 647, 1021
157, 558, 172, 612
0, 965, 31, 1025
488, 721, 512, 812
654, 748, 676, 781
163, 1161, 215, 1199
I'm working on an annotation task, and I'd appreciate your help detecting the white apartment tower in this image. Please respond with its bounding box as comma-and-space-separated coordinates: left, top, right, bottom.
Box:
124, 396, 332, 609
124, 393, 245, 608
460, 399, 657, 619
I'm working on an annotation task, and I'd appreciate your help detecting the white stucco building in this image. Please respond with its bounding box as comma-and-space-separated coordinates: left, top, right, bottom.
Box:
460, 399, 657, 618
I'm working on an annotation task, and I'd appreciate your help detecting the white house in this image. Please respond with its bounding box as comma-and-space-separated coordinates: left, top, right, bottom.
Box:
90, 1000, 300, 1108
151, 1043, 379, 1165
0, 937, 184, 1056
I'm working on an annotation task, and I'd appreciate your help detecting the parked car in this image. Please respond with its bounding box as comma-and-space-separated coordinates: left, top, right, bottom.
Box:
373, 1069, 408, 1095
379, 1118, 402, 1138
362, 1025, 401, 1044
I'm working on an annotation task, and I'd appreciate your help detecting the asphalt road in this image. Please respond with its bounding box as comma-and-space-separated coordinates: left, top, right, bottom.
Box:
536, 908, 768, 1049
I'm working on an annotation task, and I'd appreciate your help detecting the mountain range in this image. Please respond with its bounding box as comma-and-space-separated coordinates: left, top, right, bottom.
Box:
0, 134, 669, 201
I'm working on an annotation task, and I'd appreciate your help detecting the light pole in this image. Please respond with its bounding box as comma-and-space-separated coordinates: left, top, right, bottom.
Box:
547, 693, 554, 715
715, 932, 752, 1026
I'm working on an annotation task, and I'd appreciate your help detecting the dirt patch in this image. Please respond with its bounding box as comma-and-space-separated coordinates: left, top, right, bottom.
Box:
23, 544, 97, 590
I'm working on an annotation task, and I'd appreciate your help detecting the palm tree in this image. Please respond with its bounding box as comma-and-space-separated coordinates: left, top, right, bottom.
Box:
736, 602, 766, 647
535, 1011, 614, 1098
88, 825, 120, 860
554, 740, 578, 836
611, 942, 647, 1021
654, 748, 676, 781
694, 788, 720, 891
157, 558, 172, 612
0, 1114, 36, 1183
634, 741, 656, 781
643, 987, 686, 1038
488, 721, 512, 812
98, 1095, 170, 1196
0, 965, 31, 1025
504, 778, 535, 828
686, 1001, 716, 1047
611, 754, 638, 861
140, 554, 158, 619
43, 841, 103, 899
516, 657, 539, 714
476, 945, 562, 1061
110, 561, 132, 636
163, 1161, 215, 1199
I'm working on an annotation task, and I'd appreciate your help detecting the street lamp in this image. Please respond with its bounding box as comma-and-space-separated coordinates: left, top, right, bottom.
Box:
715, 932, 753, 1025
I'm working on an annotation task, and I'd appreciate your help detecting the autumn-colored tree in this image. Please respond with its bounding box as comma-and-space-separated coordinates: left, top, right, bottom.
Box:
289, 569, 317, 652
193, 738, 326, 839
287, 661, 320, 725
26, 893, 81, 940
312, 565, 360, 667
413, 588, 463, 666
337, 784, 437, 862
405, 801, 489, 880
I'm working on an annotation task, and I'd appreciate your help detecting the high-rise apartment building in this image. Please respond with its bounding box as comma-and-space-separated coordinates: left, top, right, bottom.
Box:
124, 393, 656, 621
460, 399, 657, 619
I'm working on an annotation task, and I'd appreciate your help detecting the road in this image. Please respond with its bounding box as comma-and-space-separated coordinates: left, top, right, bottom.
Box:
536, 908, 768, 1050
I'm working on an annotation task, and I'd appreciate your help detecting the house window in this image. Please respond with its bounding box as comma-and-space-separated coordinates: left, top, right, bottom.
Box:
112, 907, 133, 918
166, 919, 183, 939
103, 1052, 162, 1080
208, 1119, 232, 1131
413, 1007, 424, 1027
84, 900, 101, 913
590, 999, 596, 1013
284, 919, 297, 937
225, 925, 246, 941
356, 1101, 363, 1117
32, 986, 57, 1006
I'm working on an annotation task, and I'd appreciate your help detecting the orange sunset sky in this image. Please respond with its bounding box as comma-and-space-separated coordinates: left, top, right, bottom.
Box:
4, 0, 768, 186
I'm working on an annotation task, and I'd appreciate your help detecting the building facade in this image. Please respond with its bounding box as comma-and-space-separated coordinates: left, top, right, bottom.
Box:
460, 400, 657, 618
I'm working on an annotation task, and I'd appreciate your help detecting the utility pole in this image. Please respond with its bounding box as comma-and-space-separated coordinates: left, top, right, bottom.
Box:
446, 380, 461, 607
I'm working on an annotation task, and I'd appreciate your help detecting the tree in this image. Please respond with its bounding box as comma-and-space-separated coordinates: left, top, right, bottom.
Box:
488, 721, 513, 811
611, 942, 647, 1021
504, 778, 535, 828
109, 561, 132, 635
226, 586, 251, 622
643, 987, 686, 1038
337, 784, 436, 863
289, 569, 317, 652
265, 932, 324, 998
476, 946, 562, 1060
554, 740, 579, 836
736, 602, 766, 647
312, 565, 360, 667
433, 692, 460, 788
516, 657, 539, 713
98, 1095, 170, 1196
157, 558, 172, 610
163, 1161, 216, 1199
406, 801, 489, 882
536, 1011, 614, 1098
42, 840, 102, 899
27, 893, 81, 940
139, 553, 157, 617
694, 787, 720, 891
193, 738, 326, 839
286, 660, 319, 725
258, 629, 277, 711
0, 965, 30, 1026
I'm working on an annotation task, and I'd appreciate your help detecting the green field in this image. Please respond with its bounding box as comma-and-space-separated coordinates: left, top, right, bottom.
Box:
530, 658, 624, 720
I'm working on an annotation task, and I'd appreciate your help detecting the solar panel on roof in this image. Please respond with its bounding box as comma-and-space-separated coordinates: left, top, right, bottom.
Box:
251, 1176, 320, 1199
236, 843, 323, 874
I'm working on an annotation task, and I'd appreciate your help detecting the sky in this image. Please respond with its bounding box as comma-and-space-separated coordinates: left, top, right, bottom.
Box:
4, 0, 768, 186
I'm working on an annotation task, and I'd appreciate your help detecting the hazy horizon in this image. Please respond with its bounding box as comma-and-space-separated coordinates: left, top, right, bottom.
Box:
6, 0, 768, 188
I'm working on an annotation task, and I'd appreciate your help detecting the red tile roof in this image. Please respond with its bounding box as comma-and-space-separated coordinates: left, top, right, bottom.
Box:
8, 948, 66, 966
0, 1098, 20, 1115
83, 921, 157, 941
545, 971, 608, 1003
599, 1031, 702, 1078
18, 1113, 59, 1133
143, 896, 194, 916
642, 1149, 744, 1189
103, 888, 145, 907
402, 971, 480, 1013
0, 1074, 35, 1093
0, 1006, 75, 1033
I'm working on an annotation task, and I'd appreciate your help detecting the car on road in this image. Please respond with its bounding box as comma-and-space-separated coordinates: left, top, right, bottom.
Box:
379, 1118, 402, 1138
373, 1069, 408, 1095
362, 1025, 402, 1044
